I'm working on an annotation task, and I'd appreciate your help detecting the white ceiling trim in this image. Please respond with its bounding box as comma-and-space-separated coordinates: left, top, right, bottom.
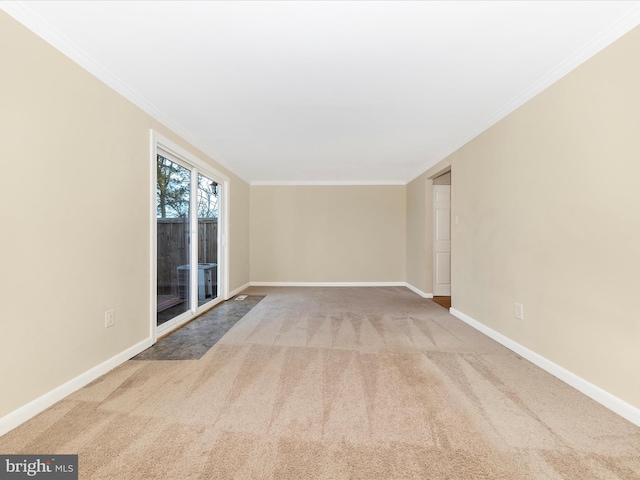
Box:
251, 180, 407, 186
0, 1, 248, 183
406, 4, 640, 182
4, 2, 640, 185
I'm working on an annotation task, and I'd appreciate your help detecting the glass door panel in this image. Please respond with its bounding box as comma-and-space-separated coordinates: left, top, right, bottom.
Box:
156, 154, 191, 327
196, 173, 219, 307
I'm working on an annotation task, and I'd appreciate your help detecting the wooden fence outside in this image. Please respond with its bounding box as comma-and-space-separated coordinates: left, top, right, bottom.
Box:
157, 218, 218, 295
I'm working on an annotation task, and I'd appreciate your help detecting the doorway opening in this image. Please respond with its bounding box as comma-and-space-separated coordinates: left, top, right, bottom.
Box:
432, 170, 451, 305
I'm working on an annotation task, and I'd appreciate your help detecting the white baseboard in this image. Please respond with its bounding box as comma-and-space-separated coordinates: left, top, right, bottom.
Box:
249, 281, 407, 288
0, 337, 153, 436
248, 281, 434, 298
404, 283, 434, 298
228, 282, 251, 298
449, 308, 640, 428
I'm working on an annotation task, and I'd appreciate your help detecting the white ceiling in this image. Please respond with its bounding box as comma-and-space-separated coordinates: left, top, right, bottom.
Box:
4, 1, 640, 184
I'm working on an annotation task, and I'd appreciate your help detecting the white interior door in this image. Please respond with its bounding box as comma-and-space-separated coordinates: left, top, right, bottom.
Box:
433, 185, 451, 296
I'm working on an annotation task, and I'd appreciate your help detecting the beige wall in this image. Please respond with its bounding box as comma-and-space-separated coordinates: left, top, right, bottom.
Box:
229, 179, 251, 290
446, 26, 640, 409
251, 185, 406, 282
0, 12, 250, 419
405, 174, 430, 293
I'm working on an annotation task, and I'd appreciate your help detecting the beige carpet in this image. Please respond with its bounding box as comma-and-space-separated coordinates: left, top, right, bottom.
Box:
1, 287, 639, 479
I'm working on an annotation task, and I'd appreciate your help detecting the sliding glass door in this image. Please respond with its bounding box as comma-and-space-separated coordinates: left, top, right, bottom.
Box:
156, 154, 191, 328
155, 147, 223, 335
197, 173, 219, 306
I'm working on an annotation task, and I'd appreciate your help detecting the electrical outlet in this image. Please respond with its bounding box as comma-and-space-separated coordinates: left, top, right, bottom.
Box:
514, 303, 524, 320
105, 309, 115, 328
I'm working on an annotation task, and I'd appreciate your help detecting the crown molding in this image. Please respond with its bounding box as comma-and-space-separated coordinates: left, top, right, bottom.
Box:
407, 5, 640, 184
5, 1, 639, 188
0, 1, 248, 183
250, 180, 407, 186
